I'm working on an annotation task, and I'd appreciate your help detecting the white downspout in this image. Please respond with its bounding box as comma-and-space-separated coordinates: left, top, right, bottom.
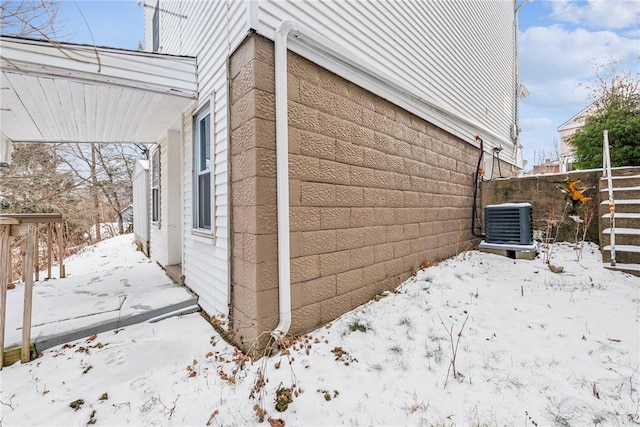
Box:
272, 20, 299, 338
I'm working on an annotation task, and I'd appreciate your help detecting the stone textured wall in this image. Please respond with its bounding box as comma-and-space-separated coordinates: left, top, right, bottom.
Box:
229, 35, 280, 347
229, 33, 519, 346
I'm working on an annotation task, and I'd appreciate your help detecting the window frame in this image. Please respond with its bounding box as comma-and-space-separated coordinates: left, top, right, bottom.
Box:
151, 147, 160, 225
193, 106, 213, 234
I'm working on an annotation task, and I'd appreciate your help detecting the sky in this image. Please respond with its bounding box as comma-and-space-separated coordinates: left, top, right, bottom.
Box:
7, 0, 640, 170
53, 0, 143, 49
517, 0, 639, 168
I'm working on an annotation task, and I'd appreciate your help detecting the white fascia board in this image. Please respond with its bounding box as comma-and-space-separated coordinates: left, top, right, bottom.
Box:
0, 36, 197, 99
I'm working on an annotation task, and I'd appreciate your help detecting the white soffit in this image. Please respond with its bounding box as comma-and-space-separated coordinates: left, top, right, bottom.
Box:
0, 36, 197, 144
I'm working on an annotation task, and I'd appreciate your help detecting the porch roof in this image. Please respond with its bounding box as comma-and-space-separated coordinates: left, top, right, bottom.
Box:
0, 36, 197, 144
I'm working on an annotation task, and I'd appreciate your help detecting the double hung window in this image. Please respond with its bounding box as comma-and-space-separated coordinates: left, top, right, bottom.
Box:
151, 148, 160, 224
194, 109, 212, 231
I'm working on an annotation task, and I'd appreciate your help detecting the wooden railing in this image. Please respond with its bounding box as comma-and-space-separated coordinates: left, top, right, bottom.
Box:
0, 213, 66, 367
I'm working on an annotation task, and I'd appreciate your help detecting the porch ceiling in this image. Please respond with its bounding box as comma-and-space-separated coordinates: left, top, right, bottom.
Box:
0, 36, 197, 144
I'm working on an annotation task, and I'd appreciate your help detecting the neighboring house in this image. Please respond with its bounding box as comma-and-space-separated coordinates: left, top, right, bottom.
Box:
531, 158, 560, 175
557, 103, 597, 172
1, 1, 523, 348
118, 205, 134, 224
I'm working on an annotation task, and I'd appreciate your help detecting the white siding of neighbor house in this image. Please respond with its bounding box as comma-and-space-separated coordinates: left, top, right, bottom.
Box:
254, 0, 519, 165
145, 0, 250, 316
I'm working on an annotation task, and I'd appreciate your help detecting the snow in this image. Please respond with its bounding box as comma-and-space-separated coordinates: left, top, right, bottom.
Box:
2, 238, 639, 426
4, 235, 195, 349
485, 202, 532, 208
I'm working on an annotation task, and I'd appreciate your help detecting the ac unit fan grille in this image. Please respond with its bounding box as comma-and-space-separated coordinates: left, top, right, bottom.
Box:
485, 204, 533, 245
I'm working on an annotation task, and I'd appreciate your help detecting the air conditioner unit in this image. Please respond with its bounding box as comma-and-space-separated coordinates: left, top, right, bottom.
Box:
484, 203, 533, 245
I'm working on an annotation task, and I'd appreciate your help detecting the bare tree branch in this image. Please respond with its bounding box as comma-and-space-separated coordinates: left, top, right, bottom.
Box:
0, 0, 62, 38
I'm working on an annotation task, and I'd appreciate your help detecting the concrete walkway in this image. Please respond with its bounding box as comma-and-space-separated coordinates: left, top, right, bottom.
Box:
5, 235, 199, 354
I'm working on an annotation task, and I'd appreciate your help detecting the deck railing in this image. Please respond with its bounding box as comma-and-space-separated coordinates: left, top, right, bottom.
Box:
0, 213, 66, 368
602, 130, 616, 266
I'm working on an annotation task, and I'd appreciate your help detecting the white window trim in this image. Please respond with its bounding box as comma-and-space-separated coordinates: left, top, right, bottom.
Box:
151, 148, 160, 227
193, 102, 215, 235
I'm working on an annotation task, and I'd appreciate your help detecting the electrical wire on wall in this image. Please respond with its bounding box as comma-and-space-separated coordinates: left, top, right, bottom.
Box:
471, 135, 485, 237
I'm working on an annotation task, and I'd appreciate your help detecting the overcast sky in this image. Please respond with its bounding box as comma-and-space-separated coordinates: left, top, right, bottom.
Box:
56, 0, 639, 170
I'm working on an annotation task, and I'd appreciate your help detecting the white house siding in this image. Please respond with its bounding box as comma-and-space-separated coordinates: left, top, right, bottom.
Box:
146, 130, 183, 267
146, 0, 250, 316
165, 129, 183, 265
132, 160, 150, 244
255, 0, 519, 165
149, 138, 169, 266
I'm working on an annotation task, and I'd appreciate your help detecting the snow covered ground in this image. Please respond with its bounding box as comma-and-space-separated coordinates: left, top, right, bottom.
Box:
1, 238, 638, 426
4, 235, 195, 349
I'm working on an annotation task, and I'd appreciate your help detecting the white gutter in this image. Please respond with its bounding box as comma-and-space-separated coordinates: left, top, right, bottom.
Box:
272, 20, 299, 338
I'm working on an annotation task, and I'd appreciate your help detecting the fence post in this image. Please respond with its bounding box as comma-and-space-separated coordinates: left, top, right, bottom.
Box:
58, 222, 65, 278
0, 224, 12, 369
21, 223, 35, 363
47, 224, 52, 279
34, 227, 39, 282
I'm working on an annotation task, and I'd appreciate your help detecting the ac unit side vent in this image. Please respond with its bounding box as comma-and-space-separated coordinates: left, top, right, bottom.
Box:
484, 204, 533, 245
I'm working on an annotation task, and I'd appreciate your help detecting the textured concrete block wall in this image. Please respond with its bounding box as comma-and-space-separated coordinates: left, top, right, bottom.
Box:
482, 170, 600, 243
229, 34, 518, 346
229, 35, 280, 346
